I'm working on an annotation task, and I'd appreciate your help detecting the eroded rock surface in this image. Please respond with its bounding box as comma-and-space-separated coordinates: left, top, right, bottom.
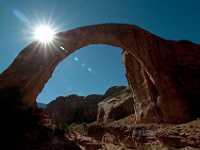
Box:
0, 23, 200, 125
46, 86, 134, 124
84, 120, 200, 149
97, 86, 134, 123
46, 94, 103, 124
156, 120, 200, 148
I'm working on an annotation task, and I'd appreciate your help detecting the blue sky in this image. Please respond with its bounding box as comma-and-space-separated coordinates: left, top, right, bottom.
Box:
0, 0, 199, 103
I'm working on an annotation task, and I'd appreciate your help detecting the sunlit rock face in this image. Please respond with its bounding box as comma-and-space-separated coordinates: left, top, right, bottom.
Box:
0, 23, 200, 123
97, 86, 134, 123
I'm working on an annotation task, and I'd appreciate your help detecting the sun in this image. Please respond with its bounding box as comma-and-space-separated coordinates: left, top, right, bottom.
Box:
33, 25, 56, 44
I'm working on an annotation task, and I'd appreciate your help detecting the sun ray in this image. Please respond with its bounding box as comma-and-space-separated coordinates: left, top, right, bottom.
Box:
33, 24, 56, 44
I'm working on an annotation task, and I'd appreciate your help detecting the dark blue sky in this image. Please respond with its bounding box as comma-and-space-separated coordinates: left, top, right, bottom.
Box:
0, 0, 199, 103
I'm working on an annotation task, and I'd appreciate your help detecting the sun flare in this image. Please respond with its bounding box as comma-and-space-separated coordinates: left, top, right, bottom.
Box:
33, 25, 56, 44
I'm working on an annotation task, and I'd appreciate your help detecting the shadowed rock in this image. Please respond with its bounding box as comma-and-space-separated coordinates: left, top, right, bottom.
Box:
97, 86, 134, 123
46, 86, 134, 124
0, 23, 200, 123
46, 94, 102, 124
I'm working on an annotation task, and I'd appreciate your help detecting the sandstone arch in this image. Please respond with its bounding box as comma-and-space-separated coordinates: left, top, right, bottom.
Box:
0, 23, 200, 123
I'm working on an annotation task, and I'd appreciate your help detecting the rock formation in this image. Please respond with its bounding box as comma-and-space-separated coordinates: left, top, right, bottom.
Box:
46, 94, 102, 124
97, 86, 134, 123
0, 23, 200, 124
46, 86, 134, 124
85, 120, 200, 149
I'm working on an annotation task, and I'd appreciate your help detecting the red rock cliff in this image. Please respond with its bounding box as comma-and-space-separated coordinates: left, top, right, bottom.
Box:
0, 23, 200, 123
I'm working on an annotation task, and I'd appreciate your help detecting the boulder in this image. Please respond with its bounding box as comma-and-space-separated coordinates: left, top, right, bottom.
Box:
97, 86, 134, 123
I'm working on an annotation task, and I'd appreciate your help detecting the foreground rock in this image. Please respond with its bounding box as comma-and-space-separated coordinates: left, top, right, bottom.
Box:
70, 119, 200, 149
156, 120, 200, 148
46, 86, 134, 124
0, 105, 81, 150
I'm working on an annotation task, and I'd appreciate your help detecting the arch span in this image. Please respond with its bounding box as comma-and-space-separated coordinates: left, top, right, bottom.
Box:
0, 23, 200, 123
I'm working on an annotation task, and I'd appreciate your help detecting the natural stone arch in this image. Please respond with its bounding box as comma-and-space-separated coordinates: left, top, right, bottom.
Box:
0, 23, 200, 123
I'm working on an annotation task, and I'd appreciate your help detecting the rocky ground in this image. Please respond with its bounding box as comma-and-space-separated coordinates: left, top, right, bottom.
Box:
65, 117, 200, 150
42, 86, 200, 150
